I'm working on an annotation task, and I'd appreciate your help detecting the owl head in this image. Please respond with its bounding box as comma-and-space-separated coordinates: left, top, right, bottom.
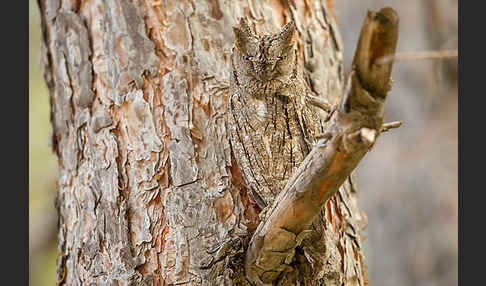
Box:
233, 18, 297, 83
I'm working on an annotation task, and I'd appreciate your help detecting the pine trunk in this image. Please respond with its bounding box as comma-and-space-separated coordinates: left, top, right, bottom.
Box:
39, 0, 374, 285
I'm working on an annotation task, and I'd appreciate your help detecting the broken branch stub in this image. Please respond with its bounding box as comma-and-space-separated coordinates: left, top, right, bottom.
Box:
352, 7, 399, 97
245, 7, 399, 285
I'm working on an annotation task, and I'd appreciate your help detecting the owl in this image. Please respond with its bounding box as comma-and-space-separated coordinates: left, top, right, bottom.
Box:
227, 18, 327, 213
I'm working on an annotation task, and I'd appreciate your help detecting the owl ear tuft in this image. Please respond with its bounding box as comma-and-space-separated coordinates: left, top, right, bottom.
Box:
233, 18, 258, 56
276, 20, 296, 53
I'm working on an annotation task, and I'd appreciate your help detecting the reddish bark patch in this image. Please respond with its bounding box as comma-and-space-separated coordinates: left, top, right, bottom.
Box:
326, 0, 340, 24
214, 191, 234, 223
208, 0, 223, 20
239, 185, 261, 234
242, 7, 251, 21
201, 38, 210, 51
229, 152, 261, 234
325, 197, 341, 236
337, 238, 345, 271
271, 0, 291, 26
115, 36, 129, 68
297, 41, 305, 62
332, 197, 342, 235
325, 200, 333, 229
69, 0, 81, 13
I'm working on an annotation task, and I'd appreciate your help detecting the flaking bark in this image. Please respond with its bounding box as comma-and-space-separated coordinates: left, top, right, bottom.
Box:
38, 0, 393, 285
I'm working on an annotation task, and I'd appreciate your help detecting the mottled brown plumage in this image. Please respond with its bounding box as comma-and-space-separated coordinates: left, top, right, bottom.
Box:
227, 19, 328, 212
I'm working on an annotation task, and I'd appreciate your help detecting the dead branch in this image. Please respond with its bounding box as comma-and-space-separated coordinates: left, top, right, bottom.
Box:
245, 7, 399, 285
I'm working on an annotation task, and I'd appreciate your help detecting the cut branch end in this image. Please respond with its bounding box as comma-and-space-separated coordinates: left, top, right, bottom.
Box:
381, 121, 402, 132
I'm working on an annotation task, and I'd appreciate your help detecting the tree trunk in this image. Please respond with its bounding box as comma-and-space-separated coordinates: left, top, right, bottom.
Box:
38, 0, 395, 285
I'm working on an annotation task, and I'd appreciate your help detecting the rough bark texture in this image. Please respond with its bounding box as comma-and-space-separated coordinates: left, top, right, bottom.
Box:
39, 0, 373, 285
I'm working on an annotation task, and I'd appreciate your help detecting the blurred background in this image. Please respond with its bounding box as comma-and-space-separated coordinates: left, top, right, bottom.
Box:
29, 0, 457, 285
336, 1, 458, 285
29, 0, 58, 285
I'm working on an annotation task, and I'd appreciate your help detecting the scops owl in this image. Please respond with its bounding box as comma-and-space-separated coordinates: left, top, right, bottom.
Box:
227, 18, 328, 212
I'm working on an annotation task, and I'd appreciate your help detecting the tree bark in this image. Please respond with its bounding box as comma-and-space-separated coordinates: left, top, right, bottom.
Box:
38, 0, 395, 285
